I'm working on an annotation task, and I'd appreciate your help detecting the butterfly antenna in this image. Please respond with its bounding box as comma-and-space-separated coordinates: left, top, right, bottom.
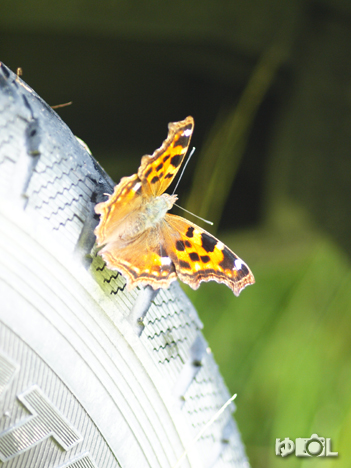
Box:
172, 146, 196, 195
172, 147, 213, 226
174, 203, 213, 226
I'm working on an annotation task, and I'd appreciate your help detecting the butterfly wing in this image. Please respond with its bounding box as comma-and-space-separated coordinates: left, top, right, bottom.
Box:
138, 116, 194, 197
95, 116, 194, 245
97, 226, 177, 290
94, 173, 143, 246
163, 214, 255, 296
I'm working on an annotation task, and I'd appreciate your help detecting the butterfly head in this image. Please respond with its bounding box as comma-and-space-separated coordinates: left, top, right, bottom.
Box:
162, 193, 178, 210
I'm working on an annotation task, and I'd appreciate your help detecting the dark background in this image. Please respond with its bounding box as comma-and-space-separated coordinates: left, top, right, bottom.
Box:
2, 1, 351, 466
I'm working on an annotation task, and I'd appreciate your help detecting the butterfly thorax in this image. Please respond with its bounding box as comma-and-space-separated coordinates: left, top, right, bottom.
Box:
113, 193, 177, 245
143, 193, 178, 228
118, 193, 178, 243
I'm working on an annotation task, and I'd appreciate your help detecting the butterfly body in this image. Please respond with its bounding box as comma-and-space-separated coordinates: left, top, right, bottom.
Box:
143, 193, 178, 227
94, 117, 255, 296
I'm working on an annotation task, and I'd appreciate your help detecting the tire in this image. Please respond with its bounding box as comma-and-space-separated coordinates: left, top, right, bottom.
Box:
0, 62, 249, 468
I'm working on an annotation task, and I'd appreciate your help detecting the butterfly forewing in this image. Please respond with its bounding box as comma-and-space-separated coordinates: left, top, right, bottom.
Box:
138, 116, 194, 196
94, 174, 143, 245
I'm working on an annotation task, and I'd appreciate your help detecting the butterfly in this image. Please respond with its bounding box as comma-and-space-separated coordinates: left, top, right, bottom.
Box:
94, 116, 255, 296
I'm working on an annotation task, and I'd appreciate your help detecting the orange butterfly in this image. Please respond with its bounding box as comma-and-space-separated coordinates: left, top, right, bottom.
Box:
94, 117, 255, 296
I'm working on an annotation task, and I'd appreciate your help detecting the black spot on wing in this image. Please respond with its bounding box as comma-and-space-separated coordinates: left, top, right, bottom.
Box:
219, 247, 235, 270
200, 255, 210, 263
189, 252, 200, 262
201, 233, 217, 253
144, 167, 152, 178
185, 240, 191, 248
186, 227, 194, 238
156, 163, 163, 171
151, 176, 159, 184
179, 260, 191, 269
170, 154, 182, 167
164, 173, 173, 179
163, 155, 170, 162
176, 240, 186, 251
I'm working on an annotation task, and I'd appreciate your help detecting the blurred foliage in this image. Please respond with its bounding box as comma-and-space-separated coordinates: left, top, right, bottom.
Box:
185, 203, 351, 467
185, 44, 285, 229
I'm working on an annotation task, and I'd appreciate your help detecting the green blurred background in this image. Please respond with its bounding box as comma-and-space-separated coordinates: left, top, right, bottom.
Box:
2, 1, 351, 466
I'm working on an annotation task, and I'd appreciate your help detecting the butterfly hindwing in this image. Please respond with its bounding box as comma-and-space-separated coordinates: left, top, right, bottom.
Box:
94, 174, 143, 246
98, 227, 177, 289
163, 214, 255, 296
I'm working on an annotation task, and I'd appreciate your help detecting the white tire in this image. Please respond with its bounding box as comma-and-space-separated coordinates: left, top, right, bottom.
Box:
0, 62, 249, 468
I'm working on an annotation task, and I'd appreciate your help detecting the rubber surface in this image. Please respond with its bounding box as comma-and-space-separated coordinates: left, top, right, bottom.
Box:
0, 62, 249, 468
